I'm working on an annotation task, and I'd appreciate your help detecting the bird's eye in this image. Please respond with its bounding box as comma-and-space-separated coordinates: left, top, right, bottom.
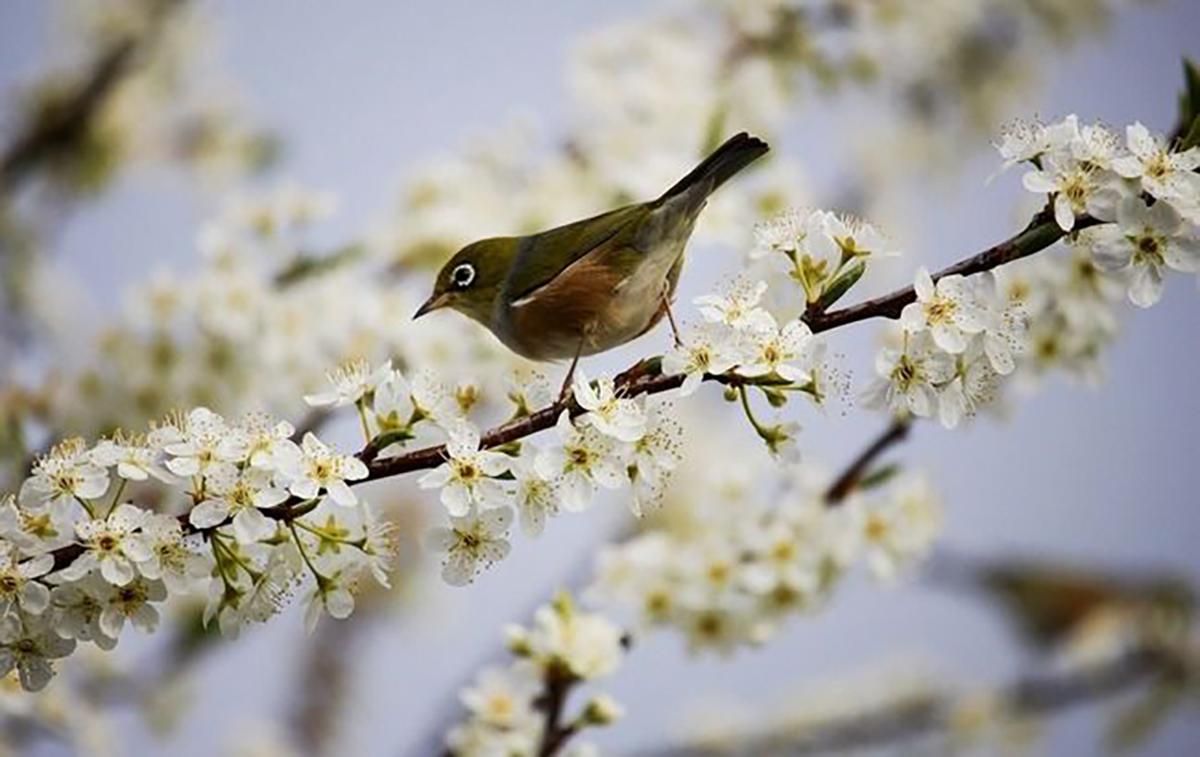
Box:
451, 263, 476, 288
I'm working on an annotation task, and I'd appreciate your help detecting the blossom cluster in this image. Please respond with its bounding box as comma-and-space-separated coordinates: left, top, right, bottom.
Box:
859, 115, 1199, 428
392, 365, 685, 585
589, 466, 941, 654
665, 276, 825, 399
1006, 116, 1199, 306
447, 593, 626, 757
0, 408, 394, 691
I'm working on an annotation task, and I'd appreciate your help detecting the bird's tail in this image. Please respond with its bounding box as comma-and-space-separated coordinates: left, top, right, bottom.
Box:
656, 132, 770, 205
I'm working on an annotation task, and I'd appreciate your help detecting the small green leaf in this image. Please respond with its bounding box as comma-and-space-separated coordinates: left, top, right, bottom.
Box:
857, 463, 900, 491
1180, 115, 1200, 151
1184, 58, 1200, 117
274, 243, 364, 288
816, 259, 866, 311
1105, 678, 1185, 753
763, 387, 789, 407
1176, 58, 1200, 143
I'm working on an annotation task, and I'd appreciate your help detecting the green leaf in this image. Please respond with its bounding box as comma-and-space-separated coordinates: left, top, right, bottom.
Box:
815, 259, 866, 311
1181, 115, 1200, 151
1176, 58, 1200, 143
857, 463, 900, 492
274, 243, 364, 288
1105, 678, 1185, 753
1184, 58, 1200, 118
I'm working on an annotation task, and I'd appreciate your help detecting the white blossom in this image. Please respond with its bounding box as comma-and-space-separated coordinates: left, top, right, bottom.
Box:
862, 333, 956, 419
190, 466, 288, 543
0, 545, 52, 616
736, 315, 813, 383
513, 596, 624, 680
0, 613, 75, 692
418, 422, 512, 517
280, 433, 369, 507
459, 665, 541, 731
162, 408, 240, 480
19, 438, 110, 514
853, 474, 941, 581
694, 277, 774, 332
1089, 197, 1200, 308
1111, 122, 1200, 203
511, 455, 560, 537
97, 576, 167, 638
303, 358, 392, 408
427, 507, 513, 586
535, 412, 628, 512
572, 371, 647, 442
1022, 152, 1122, 232
90, 433, 173, 483
662, 322, 740, 395
60, 504, 152, 586
900, 268, 986, 354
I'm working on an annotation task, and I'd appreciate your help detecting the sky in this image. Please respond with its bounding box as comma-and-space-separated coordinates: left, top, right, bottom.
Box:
2, 1, 1199, 755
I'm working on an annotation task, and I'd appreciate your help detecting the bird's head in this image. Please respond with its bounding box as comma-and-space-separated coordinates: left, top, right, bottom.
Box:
414, 237, 518, 325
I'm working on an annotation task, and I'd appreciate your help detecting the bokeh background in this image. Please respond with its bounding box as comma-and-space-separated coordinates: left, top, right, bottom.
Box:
1, 1, 1198, 755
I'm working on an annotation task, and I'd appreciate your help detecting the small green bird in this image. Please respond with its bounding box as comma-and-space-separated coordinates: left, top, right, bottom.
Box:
414, 132, 769, 392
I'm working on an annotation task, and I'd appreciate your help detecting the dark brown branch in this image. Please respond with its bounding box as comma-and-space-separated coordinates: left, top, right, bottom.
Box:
634, 647, 1176, 757
36, 202, 1076, 576
823, 419, 910, 504
536, 666, 581, 757
805, 211, 1102, 333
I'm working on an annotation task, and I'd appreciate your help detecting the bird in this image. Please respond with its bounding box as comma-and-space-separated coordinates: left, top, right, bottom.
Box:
413, 132, 770, 396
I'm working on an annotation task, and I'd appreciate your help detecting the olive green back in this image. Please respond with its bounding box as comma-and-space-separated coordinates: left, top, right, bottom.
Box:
502, 203, 651, 301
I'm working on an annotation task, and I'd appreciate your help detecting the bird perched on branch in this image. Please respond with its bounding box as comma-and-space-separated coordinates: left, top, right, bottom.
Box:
414, 132, 769, 395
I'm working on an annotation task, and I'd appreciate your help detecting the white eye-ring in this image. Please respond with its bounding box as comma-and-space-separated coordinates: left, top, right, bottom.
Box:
451, 262, 476, 288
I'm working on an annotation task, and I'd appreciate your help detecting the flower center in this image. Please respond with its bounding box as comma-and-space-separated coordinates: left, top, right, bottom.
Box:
770, 541, 796, 562
1134, 233, 1164, 264
1062, 173, 1089, 208
0, 575, 18, 593
865, 514, 889, 543
891, 355, 919, 390
97, 534, 118, 553
695, 611, 724, 638
925, 298, 956, 325
1146, 153, 1169, 179
459, 532, 481, 550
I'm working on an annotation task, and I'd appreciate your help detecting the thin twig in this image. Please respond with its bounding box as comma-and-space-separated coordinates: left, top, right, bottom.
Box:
823, 419, 910, 504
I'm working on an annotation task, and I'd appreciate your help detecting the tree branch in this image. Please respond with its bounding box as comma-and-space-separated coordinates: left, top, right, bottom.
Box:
823, 419, 910, 504
35, 199, 1077, 576
634, 647, 1178, 757
805, 210, 1101, 333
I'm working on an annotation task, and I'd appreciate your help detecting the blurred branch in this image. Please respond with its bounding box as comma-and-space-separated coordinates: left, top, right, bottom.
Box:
823, 419, 910, 503
0, 0, 184, 198
634, 647, 1182, 757
288, 609, 367, 756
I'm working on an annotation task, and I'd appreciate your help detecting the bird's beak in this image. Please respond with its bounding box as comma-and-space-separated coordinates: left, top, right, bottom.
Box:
413, 292, 450, 319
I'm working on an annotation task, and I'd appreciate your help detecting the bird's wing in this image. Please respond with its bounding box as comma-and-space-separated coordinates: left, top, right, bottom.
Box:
503, 203, 648, 302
